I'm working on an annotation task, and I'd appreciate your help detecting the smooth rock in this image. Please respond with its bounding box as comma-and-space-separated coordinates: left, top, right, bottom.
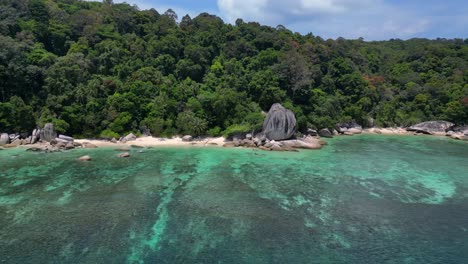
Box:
0, 133, 9, 146
450, 133, 465, 140
318, 128, 333, 138
82, 142, 98, 149
59, 135, 74, 141
245, 133, 253, 140
111, 138, 117, 143
78, 155, 92, 161
123, 133, 137, 142
280, 137, 322, 149
40, 123, 57, 142
115, 148, 130, 151
262, 103, 297, 141
407, 121, 454, 135
118, 152, 130, 158
65, 142, 75, 149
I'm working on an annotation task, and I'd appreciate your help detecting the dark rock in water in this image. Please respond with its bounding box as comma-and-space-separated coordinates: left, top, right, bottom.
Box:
318, 128, 333, 138
0, 133, 9, 146
40, 123, 57, 142
130, 145, 144, 149
262, 103, 297, 141
115, 148, 130, 151
407, 121, 454, 135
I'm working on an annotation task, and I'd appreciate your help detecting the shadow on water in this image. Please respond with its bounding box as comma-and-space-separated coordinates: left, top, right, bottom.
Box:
0, 136, 467, 263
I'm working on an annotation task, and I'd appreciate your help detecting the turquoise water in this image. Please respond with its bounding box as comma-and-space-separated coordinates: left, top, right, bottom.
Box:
0, 135, 467, 263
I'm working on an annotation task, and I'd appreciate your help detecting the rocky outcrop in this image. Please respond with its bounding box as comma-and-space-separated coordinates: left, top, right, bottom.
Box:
306, 129, 318, 136
336, 121, 363, 135
318, 128, 333, 138
40, 123, 57, 142
262, 103, 297, 141
407, 121, 454, 135
121, 133, 137, 143
182, 135, 193, 142
31, 129, 41, 144
445, 125, 468, 140
0, 133, 9, 146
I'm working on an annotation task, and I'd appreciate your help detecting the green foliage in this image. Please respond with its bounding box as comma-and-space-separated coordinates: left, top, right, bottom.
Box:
176, 111, 208, 136
0, 0, 466, 138
100, 129, 120, 139
222, 124, 252, 138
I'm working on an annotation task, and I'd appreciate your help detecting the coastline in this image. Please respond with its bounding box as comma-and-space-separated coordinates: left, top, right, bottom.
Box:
1, 128, 466, 153
74, 136, 226, 148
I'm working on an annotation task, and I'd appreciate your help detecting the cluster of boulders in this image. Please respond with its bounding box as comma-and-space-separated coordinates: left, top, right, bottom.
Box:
406, 121, 467, 140
0, 123, 61, 149
223, 104, 325, 151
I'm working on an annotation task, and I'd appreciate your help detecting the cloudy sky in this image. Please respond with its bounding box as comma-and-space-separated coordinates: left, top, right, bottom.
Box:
106, 0, 467, 40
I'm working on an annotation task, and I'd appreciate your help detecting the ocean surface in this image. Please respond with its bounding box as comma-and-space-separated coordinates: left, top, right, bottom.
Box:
0, 135, 467, 264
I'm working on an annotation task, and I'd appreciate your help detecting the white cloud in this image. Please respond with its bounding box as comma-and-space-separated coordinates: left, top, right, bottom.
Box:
216, 0, 434, 40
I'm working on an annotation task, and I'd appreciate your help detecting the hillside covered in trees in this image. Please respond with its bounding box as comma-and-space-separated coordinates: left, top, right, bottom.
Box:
0, 0, 467, 138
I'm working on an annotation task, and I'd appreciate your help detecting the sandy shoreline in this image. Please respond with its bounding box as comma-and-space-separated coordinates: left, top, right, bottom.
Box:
74, 136, 227, 148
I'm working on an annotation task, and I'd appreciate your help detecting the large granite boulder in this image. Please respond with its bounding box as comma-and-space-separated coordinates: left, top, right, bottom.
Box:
262, 103, 297, 141
121, 133, 137, 143
40, 123, 57, 142
0, 133, 9, 146
407, 121, 454, 135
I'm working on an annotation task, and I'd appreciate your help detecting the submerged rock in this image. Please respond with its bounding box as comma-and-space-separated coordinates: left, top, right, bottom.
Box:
118, 152, 130, 158
407, 121, 454, 135
78, 155, 92, 161
262, 103, 297, 141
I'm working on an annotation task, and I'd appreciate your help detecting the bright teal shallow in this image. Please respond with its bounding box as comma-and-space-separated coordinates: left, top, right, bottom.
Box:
0, 135, 467, 264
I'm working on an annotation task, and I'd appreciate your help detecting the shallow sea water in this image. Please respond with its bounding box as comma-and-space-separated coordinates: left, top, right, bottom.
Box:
0, 135, 467, 264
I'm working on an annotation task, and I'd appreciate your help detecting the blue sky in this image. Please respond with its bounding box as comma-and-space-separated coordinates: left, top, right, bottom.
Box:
108, 0, 467, 40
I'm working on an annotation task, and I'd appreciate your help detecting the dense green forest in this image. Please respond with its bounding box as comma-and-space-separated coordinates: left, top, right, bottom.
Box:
0, 0, 467, 138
